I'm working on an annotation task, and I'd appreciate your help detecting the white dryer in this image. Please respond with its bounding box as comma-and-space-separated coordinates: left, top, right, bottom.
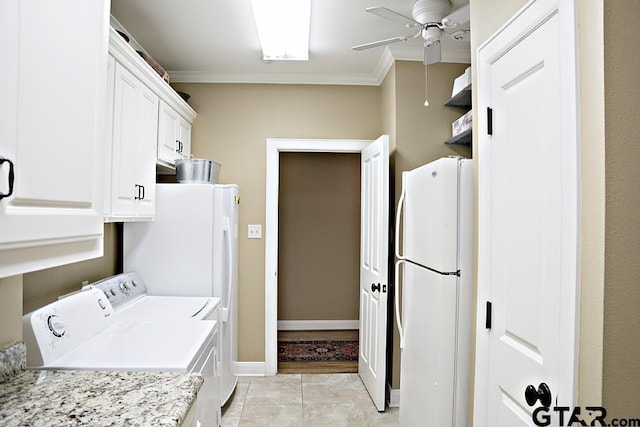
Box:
91, 272, 221, 322
23, 288, 220, 427
90, 272, 223, 418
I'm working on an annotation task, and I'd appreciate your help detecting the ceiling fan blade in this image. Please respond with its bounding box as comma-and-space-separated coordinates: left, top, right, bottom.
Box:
352, 36, 410, 51
365, 7, 422, 28
423, 40, 441, 65
441, 4, 470, 31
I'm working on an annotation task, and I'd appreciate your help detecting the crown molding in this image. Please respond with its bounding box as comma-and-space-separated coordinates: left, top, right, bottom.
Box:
109, 27, 196, 121
168, 70, 382, 86
169, 47, 415, 86
167, 45, 468, 86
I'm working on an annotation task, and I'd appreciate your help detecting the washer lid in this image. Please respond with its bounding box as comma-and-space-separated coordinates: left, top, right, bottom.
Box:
114, 296, 221, 320
44, 320, 215, 372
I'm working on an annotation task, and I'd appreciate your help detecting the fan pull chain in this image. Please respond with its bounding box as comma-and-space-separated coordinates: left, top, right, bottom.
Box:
424, 66, 430, 107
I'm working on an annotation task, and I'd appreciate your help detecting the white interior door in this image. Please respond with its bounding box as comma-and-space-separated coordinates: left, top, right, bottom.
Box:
474, 0, 578, 425
359, 134, 389, 411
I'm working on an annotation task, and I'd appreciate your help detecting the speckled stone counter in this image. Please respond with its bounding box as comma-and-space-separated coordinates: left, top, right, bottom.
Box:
0, 342, 203, 427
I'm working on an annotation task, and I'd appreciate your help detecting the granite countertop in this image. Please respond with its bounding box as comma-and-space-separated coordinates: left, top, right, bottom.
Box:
0, 342, 203, 427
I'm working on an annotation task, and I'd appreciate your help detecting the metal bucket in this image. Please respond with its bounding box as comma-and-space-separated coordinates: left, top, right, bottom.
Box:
175, 158, 221, 184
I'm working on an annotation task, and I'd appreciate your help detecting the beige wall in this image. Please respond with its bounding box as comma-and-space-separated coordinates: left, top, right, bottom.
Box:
394, 60, 471, 186
278, 152, 360, 321
578, 0, 605, 406
0, 275, 23, 348
171, 82, 382, 361
602, 0, 640, 416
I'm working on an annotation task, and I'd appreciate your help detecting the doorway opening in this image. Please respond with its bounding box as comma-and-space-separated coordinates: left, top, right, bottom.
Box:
277, 152, 360, 374
264, 138, 371, 375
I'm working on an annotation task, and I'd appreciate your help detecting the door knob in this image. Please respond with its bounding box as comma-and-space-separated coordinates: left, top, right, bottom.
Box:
525, 382, 552, 407
371, 283, 381, 292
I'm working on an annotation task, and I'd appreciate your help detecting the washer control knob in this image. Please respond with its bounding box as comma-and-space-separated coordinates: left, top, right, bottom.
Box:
47, 315, 66, 338
131, 279, 138, 287
110, 288, 117, 296
118, 280, 130, 295
97, 298, 106, 309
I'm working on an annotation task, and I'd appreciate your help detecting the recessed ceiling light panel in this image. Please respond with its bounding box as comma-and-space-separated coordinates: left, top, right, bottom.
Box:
251, 0, 311, 61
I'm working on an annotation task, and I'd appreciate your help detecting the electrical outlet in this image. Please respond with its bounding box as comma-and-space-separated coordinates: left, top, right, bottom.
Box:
248, 224, 262, 239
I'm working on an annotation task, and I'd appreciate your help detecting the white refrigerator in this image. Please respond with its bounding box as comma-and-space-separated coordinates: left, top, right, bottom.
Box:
395, 157, 473, 427
123, 183, 239, 405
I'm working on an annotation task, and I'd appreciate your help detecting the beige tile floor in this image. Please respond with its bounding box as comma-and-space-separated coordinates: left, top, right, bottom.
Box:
222, 374, 400, 426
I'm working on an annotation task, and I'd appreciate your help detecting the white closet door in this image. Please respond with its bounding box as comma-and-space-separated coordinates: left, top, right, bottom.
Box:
474, 0, 579, 426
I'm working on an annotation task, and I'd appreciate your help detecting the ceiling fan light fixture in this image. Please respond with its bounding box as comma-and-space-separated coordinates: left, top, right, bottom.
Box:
411, 0, 451, 25
421, 25, 443, 45
251, 0, 311, 61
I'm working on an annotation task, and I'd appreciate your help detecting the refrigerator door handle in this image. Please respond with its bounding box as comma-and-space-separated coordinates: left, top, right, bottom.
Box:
395, 259, 406, 349
394, 172, 407, 349
395, 174, 406, 261
221, 216, 233, 323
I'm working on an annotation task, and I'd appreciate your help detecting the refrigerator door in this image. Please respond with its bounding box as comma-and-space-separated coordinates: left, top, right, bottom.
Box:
402, 157, 460, 273
212, 185, 238, 323
212, 184, 239, 404
399, 261, 458, 427
124, 183, 215, 296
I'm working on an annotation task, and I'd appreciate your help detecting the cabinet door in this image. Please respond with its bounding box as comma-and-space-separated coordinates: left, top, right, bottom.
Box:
178, 116, 192, 159
109, 63, 158, 220
137, 86, 159, 217
158, 101, 181, 166
0, 0, 108, 278
111, 63, 142, 216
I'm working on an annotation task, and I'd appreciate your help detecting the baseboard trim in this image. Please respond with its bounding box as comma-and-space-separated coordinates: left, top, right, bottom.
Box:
233, 361, 266, 376
388, 384, 400, 408
277, 320, 359, 331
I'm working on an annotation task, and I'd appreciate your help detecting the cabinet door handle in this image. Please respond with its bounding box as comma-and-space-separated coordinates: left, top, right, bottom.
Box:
0, 157, 15, 200
175, 140, 183, 153
134, 184, 145, 200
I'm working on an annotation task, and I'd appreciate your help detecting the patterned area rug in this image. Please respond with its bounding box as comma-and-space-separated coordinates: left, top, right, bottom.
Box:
278, 340, 359, 362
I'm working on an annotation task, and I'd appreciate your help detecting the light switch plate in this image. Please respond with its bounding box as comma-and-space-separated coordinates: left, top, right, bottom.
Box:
248, 224, 262, 239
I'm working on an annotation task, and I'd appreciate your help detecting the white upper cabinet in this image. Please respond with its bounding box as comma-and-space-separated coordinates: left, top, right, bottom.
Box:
108, 25, 196, 171
158, 100, 192, 168
0, 1, 109, 278
104, 59, 158, 222
104, 26, 197, 220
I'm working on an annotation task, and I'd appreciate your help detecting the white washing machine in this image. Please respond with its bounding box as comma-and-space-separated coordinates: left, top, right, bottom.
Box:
23, 288, 220, 427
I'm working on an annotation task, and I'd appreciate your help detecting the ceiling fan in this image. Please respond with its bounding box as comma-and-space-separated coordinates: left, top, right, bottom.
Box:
352, 0, 470, 65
